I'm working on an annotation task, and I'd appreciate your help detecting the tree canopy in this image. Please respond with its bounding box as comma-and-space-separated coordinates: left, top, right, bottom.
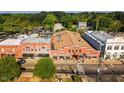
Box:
0, 56, 21, 82
0, 12, 124, 34
33, 57, 56, 80
43, 13, 57, 30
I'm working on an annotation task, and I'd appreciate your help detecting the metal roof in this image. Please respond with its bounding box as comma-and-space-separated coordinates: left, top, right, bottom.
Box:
21, 37, 51, 43
87, 31, 114, 43
0, 39, 23, 46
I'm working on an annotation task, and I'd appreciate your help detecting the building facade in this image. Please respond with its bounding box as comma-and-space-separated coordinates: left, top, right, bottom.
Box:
21, 37, 51, 59
105, 36, 124, 59
0, 39, 24, 58
51, 30, 100, 61
83, 31, 124, 59
0, 35, 51, 59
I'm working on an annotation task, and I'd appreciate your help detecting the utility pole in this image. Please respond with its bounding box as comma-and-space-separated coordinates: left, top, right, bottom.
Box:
96, 44, 104, 82
96, 59, 101, 82
96, 57, 103, 82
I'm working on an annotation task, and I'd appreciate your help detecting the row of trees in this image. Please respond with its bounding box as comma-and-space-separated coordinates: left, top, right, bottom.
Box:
0, 12, 124, 34
0, 56, 83, 82
0, 56, 56, 81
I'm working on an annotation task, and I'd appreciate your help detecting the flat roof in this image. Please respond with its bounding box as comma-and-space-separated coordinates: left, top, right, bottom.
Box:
109, 32, 124, 37
52, 30, 95, 50
21, 37, 51, 43
0, 39, 23, 46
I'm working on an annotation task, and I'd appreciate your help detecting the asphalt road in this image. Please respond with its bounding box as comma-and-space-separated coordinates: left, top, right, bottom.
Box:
22, 63, 124, 75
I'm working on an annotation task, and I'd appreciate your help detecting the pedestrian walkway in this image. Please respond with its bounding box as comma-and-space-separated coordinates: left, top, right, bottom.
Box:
20, 72, 33, 77
54, 60, 78, 64
104, 59, 122, 64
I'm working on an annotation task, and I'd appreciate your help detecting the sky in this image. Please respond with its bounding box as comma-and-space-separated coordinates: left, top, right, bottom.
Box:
0, 11, 40, 14
0, 11, 113, 14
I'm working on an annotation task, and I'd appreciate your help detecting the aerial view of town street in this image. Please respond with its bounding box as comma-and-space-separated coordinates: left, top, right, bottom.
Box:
0, 11, 124, 82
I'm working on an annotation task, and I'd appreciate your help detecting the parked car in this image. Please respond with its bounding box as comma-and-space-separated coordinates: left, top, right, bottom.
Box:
17, 58, 26, 64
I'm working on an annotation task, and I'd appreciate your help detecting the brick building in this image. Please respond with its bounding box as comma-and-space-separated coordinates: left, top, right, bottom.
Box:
0, 39, 24, 58
50, 30, 100, 61
0, 36, 51, 59
21, 37, 51, 59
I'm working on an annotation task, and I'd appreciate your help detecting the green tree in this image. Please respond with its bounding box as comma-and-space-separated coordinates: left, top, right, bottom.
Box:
34, 57, 56, 80
71, 75, 82, 82
43, 14, 57, 30
29, 12, 47, 24
99, 17, 111, 31
61, 14, 73, 28
0, 56, 21, 82
110, 20, 123, 32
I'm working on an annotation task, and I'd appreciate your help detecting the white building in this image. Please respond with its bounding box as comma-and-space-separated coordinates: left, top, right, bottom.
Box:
54, 23, 64, 32
78, 22, 88, 30
83, 31, 124, 59
78, 22, 87, 27
105, 35, 124, 59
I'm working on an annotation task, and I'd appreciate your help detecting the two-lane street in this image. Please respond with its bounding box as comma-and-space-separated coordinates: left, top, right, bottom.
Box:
22, 63, 124, 74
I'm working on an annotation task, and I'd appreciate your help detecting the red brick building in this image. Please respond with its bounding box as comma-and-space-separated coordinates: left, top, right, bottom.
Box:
50, 30, 100, 61
21, 37, 51, 58
0, 39, 23, 58
0, 36, 51, 59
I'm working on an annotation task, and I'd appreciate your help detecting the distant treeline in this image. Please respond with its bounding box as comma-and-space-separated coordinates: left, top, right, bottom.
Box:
0, 11, 124, 34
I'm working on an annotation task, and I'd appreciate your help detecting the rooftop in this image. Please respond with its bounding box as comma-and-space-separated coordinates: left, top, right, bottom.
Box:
52, 30, 94, 50
87, 31, 114, 43
21, 37, 51, 43
108, 32, 124, 37
0, 39, 23, 46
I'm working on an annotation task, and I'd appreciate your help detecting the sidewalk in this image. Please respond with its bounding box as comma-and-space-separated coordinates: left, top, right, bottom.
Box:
54, 60, 78, 65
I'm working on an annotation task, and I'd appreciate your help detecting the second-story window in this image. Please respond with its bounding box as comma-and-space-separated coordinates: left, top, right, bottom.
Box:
114, 45, 119, 50
107, 45, 112, 50
26, 47, 30, 51
121, 45, 124, 50
1, 48, 4, 52
12, 48, 15, 51
42, 47, 45, 49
